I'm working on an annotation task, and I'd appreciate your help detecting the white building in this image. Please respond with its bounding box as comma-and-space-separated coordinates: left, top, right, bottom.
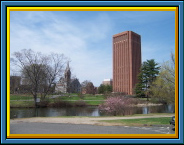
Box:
102, 79, 113, 86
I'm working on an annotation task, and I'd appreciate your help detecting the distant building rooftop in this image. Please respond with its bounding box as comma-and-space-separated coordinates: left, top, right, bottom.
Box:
102, 79, 113, 86
103, 79, 112, 81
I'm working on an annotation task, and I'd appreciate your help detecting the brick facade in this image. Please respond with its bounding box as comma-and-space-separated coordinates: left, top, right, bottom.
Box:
113, 31, 141, 95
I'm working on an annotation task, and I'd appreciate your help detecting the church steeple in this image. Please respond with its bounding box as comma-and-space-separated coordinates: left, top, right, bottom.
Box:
65, 61, 71, 78
65, 61, 71, 93
65, 61, 70, 72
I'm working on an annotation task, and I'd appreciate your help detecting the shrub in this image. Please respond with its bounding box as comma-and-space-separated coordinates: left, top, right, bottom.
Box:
98, 96, 139, 116
50, 99, 73, 107
104, 92, 127, 99
38, 99, 50, 107
74, 100, 87, 107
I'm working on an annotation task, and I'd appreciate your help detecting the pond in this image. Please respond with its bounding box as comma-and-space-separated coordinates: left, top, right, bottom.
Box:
10, 104, 175, 119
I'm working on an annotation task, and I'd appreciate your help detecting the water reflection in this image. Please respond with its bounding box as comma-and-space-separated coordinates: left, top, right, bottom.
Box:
142, 104, 175, 114
10, 106, 101, 119
10, 104, 175, 119
142, 107, 149, 114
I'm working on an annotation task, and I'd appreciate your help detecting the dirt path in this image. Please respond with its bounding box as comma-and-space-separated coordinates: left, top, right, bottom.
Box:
10, 114, 174, 126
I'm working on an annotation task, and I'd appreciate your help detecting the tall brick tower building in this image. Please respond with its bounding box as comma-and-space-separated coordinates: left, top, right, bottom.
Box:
113, 31, 141, 95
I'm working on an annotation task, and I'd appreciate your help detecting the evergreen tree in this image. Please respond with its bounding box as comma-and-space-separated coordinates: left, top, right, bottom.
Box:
147, 59, 160, 84
98, 84, 112, 94
98, 84, 105, 94
134, 72, 145, 97
135, 59, 160, 100
106, 85, 112, 93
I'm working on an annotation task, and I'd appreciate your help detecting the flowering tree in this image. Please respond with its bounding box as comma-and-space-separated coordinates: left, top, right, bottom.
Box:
98, 96, 139, 116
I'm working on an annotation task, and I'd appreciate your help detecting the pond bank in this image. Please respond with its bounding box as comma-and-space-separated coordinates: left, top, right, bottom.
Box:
10, 101, 164, 108
10, 113, 174, 126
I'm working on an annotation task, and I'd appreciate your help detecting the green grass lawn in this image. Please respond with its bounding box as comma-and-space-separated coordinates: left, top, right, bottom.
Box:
10, 94, 53, 100
10, 93, 162, 107
100, 117, 171, 126
83, 94, 105, 100
10, 93, 106, 107
57, 94, 105, 105
85, 100, 104, 105
10, 94, 33, 100
58, 96, 81, 101
59, 94, 105, 100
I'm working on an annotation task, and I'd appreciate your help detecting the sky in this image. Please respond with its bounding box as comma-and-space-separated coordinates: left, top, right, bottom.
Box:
10, 10, 175, 87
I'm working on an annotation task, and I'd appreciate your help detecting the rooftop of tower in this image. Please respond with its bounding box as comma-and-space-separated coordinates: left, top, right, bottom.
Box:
113, 31, 141, 37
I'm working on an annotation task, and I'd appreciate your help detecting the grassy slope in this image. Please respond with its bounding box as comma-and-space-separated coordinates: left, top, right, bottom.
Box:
10, 94, 105, 107
10, 94, 33, 100
99, 117, 172, 126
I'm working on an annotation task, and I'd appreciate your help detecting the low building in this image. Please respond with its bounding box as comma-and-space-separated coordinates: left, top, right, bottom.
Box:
70, 78, 81, 93
102, 79, 113, 86
55, 77, 67, 93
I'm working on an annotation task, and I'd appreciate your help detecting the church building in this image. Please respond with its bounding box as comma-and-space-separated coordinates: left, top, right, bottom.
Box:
55, 62, 81, 93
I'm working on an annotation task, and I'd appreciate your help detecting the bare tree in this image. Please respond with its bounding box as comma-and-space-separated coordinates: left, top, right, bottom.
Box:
10, 75, 21, 94
11, 49, 68, 107
81, 80, 95, 95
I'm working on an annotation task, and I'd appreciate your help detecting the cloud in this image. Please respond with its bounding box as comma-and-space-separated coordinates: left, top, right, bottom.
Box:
10, 11, 112, 86
10, 11, 175, 86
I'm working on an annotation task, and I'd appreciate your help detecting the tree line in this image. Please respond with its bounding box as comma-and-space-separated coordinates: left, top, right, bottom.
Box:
11, 49, 175, 107
134, 52, 175, 104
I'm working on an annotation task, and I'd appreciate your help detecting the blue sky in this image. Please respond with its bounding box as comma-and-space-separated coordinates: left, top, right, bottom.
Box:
10, 10, 175, 87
